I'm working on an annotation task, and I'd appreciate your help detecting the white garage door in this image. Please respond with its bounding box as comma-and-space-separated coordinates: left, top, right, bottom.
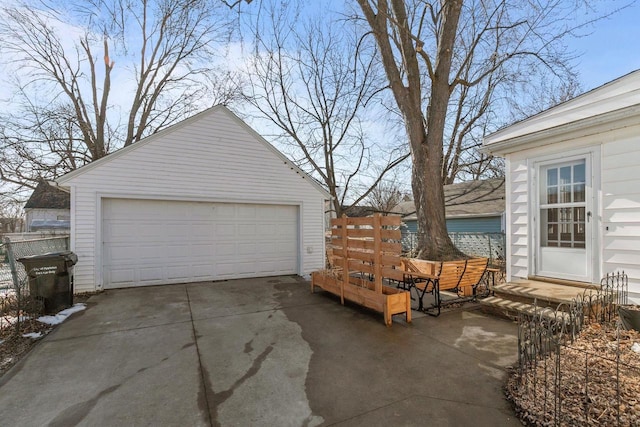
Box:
102, 199, 298, 289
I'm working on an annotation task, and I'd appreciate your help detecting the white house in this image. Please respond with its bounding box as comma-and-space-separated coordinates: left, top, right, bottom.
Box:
24, 180, 71, 232
483, 70, 640, 299
57, 106, 329, 293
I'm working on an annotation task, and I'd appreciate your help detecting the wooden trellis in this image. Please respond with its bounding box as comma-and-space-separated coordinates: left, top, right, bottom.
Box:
311, 214, 411, 326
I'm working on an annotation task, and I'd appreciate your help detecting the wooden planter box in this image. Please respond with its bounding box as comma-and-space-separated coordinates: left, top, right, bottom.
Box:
311, 271, 411, 326
311, 214, 411, 326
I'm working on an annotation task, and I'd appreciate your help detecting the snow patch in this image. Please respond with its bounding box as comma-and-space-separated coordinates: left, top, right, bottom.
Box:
632, 342, 640, 354
37, 303, 86, 325
22, 332, 43, 339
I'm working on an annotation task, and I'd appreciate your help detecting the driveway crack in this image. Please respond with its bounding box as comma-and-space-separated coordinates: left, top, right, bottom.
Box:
185, 284, 214, 427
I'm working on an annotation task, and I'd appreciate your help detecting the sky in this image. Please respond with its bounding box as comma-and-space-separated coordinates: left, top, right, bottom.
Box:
570, 1, 640, 90
1, 0, 639, 201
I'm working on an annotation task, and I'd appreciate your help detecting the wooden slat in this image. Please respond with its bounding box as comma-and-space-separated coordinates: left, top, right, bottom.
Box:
342, 228, 401, 240
331, 227, 347, 237
373, 214, 382, 293
380, 254, 401, 267
345, 228, 374, 238
379, 216, 402, 226
345, 250, 375, 263
348, 259, 374, 274
341, 215, 402, 227
381, 266, 405, 282
344, 217, 374, 226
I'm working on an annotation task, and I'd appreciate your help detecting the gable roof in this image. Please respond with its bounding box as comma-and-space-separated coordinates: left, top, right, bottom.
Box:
24, 180, 70, 210
483, 69, 640, 155
393, 178, 505, 220
57, 106, 330, 197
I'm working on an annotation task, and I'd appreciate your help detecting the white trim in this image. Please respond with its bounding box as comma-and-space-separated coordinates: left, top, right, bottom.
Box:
69, 187, 76, 254
483, 69, 640, 153
528, 147, 601, 283
484, 105, 640, 156
504, 157, 512, 282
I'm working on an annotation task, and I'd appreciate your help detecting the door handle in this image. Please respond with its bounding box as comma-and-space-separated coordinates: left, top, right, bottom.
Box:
587, 211, 592, 222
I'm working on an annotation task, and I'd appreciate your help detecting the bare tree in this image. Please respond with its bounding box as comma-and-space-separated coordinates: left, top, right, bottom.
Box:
0, 196, 24, 234
365, 175, 410, 213
241, 2, 409, 217
355, 0, 614, 259
0, 0, 238, 192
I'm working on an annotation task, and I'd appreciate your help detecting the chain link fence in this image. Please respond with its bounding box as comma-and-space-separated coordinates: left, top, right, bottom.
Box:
1, 236, 70, 335
402, 231, 505, 267
1, 236, 70, 291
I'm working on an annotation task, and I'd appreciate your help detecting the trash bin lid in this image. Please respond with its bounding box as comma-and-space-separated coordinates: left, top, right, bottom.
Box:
17, 251, 76, 263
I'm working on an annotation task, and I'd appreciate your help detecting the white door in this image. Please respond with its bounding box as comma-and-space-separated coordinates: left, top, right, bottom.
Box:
102, 199, 298, 288
535, 157, 593, 282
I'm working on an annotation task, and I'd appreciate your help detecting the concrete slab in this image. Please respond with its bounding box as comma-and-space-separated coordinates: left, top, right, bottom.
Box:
0, 322, 204, 426
52, 284, 192, 339
0, 276, 522, 426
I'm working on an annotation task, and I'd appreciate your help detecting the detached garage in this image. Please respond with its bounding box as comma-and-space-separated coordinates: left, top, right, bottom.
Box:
57, 106, 329, 292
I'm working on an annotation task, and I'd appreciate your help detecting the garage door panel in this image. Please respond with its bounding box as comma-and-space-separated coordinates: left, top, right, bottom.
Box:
108, 268, 136, 285
102, 199, 298, 288
166, 265, 192, 280
237, 242, 257, 256
237, 205, 257, 218
214, 204, 236, 218
139, 266, 164, 282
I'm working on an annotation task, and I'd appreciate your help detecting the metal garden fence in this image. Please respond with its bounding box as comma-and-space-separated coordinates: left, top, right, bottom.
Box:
508, 272, 637, 426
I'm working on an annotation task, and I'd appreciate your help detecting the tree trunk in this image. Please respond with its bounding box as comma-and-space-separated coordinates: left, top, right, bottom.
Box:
357, 0, 465, 260
415, 0, 465, 260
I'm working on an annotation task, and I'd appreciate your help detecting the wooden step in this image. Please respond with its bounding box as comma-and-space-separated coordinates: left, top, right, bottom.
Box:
479, 296, 571, 323
492, 279, 596, 307
528, 276, 599, 290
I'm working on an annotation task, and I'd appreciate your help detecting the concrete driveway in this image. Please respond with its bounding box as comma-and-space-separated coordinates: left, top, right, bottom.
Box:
0, 276, 521, 426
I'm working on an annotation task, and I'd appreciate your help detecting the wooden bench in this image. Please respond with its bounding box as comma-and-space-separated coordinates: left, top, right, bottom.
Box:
402, 257, 489, 316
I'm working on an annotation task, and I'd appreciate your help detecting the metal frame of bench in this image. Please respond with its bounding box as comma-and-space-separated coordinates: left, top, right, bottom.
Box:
402, 257, 489, 316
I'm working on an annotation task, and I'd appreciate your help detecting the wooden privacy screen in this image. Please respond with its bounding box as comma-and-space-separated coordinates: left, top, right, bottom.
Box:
311, 214, 411, 326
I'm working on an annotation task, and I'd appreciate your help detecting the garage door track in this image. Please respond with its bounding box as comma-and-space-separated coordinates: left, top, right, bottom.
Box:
0, 276, 521, 426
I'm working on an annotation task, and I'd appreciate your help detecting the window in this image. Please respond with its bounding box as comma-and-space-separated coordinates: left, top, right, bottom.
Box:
540, 160, 586, 248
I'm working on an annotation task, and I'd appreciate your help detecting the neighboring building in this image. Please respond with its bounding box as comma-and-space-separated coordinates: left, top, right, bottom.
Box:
57, 106, 329, 293
482, 70, 640, 297
24, 180, 71, 232
393, 178, 505, 234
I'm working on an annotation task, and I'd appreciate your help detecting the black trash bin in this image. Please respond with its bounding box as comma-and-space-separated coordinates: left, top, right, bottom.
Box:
17, 251, 78, 314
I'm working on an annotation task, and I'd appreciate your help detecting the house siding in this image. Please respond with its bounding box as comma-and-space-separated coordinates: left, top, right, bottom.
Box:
59, 108, 327, 292
403, 216, 502, 234
502, 122, 640, 293
446, 217, 502, 233
602, 134, 640, 291
25, 208, 71, 231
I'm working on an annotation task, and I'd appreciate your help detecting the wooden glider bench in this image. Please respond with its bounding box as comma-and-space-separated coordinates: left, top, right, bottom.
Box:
401, 257, 489, 316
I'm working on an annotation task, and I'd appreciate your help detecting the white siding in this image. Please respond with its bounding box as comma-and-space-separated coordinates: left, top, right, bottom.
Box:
508, 160, 530, 280
602, 135, 640, 291
59, 108, 327, 292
